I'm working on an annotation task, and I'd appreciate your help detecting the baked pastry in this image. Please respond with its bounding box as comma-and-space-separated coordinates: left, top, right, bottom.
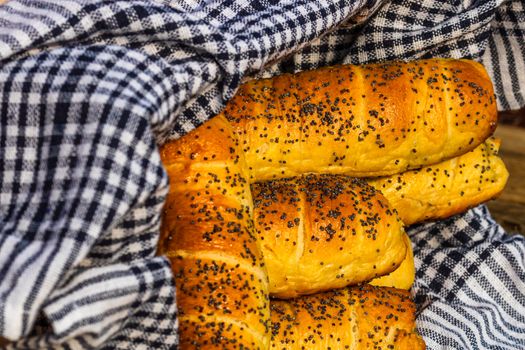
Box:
222, 59, 497, 182
158, 115, 270, 349
270, 284, 426, 350
251, 174, 407, 298
368, 138, 508, 225
156, 58, 498, 349
370, 233, 415, 290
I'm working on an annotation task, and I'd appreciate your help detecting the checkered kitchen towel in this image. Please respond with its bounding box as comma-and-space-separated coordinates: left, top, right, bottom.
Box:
0, 0, 524, 349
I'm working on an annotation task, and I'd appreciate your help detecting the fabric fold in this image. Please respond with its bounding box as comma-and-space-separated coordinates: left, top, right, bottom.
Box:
0, 236, 90, 340
43, 258, 175, 346
410, 205, 525, 349
5, 257, 177, 349
0, 44, 171, 340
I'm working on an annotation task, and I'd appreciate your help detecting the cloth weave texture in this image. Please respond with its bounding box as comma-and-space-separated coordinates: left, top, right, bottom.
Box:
0, 0, 524, 349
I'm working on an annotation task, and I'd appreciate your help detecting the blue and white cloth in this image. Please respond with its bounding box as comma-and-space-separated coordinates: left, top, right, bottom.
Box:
0, 1, 524, 349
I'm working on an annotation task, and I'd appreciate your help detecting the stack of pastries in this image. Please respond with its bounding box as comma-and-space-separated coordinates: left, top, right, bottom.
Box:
157, 59, 508, 349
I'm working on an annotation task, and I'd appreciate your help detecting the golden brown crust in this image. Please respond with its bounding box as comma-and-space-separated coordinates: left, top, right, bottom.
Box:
270, 284, 425, 350
370, 233, 415, 290
251, 174, 407, 298
179, 317, 261, 350
159, 116, 270, 349
222, 59, 497, 182
367, 138, 508, 225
